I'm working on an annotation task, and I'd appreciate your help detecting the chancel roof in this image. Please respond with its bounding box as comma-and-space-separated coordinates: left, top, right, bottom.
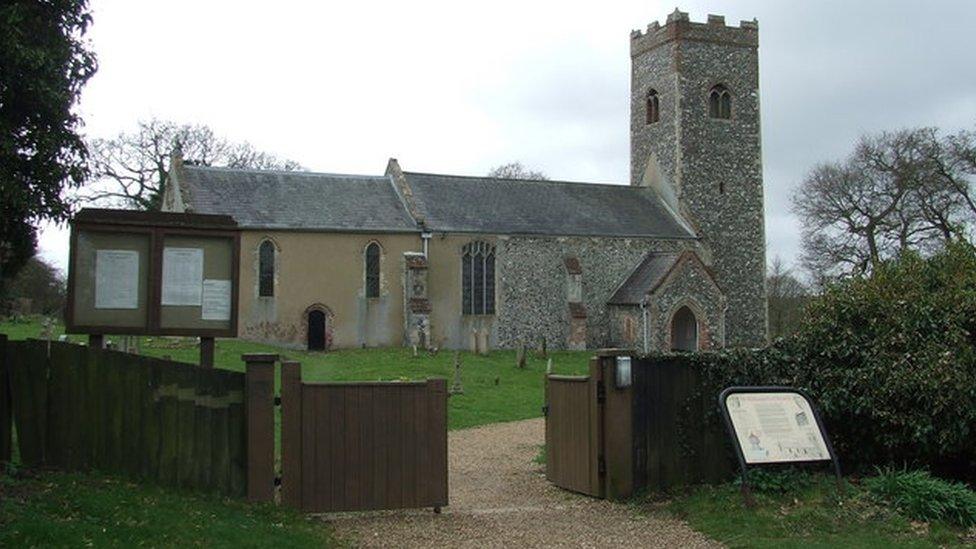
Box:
179, 165, 418, 232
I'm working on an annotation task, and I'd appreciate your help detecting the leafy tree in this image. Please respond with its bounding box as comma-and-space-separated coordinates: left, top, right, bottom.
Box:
486, 161, 548, 180
83, 119, 305, 210
0, 0, 97, 292
793, 127, 975, 279
4, 256, 66, 315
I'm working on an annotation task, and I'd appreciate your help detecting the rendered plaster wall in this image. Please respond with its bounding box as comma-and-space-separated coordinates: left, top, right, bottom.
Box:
238, 230, 420, 349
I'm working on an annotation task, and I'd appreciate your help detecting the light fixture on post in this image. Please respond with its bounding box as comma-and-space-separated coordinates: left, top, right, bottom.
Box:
615, 355, 632, 389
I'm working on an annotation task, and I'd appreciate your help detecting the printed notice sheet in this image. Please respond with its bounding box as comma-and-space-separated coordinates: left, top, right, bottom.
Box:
725, 392, 830, 464
94, 250, 139, 309
201, 279, 232, 321
161, 247, 203, 306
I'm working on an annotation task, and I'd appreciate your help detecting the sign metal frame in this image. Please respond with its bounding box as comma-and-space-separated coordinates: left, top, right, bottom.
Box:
718, 386, 843, 506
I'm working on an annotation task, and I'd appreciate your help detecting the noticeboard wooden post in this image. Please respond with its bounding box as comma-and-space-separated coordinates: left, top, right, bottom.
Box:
718, 386, 843, 507
65, 209, 241, 348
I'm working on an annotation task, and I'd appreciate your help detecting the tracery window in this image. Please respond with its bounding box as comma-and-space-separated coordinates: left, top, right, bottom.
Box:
708, 84, 732, 119
462, 241, 495, 315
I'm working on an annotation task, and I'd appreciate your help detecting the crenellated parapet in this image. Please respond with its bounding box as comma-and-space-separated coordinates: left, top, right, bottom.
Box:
631, 9, 758, 57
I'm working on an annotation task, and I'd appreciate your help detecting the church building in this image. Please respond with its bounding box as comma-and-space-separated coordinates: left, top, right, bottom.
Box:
162, 10, 768, 353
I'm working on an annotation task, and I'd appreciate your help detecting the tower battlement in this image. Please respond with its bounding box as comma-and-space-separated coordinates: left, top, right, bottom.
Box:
631, 9, 758, 57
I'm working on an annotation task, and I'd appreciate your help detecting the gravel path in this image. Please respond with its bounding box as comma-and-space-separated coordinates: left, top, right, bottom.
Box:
323, 418, 720, 548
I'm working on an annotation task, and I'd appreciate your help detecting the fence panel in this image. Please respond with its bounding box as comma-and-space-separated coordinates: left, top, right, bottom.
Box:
284, 376, 448, 513
2, 337, 246, 496
632, 357, 734, 491
0, 334, 10, 463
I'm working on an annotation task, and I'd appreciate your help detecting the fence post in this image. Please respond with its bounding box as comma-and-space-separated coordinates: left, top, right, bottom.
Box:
280, 360, 302, 509
0, 334, 10, 463
244, 353, 277, 502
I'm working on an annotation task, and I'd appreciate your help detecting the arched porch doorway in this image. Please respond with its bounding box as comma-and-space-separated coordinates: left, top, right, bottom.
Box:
670, 305, 699, 352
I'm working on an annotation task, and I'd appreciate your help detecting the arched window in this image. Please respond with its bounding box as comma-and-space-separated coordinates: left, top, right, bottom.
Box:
365, 242, 380, 298
671, 306, 699, 352
708, 84, 732, 119
462, 241, 495, 315
646, 89, 660, 124
258, 240, 275, 297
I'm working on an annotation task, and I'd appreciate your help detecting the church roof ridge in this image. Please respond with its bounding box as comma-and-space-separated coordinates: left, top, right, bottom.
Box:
401, 170, 630, 189
182, 163, 388, 181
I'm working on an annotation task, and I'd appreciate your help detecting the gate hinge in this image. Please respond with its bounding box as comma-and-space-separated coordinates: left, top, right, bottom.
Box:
542, 404, 549, 417
274, 395, 282, 406
596, 381, 606, 404
598, 455, 606, 475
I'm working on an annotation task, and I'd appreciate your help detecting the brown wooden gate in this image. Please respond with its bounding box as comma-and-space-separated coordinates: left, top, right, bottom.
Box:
544, 358, 603, 497
280, 362, 448, 513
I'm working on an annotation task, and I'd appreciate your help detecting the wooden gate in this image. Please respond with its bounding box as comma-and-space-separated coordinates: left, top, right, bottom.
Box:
280, 362, 448, 513
544, 358, 603, 497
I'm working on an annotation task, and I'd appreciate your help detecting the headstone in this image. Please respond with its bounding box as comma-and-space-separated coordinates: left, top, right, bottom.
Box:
449, 351, 464, 395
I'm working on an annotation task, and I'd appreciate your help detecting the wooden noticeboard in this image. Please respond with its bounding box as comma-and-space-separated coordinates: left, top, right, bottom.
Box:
66, 208, 240, 338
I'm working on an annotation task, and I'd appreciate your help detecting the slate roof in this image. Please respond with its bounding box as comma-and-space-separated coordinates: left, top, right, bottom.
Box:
177, 164, 696, 239
607, 252, 681, 305
179, 165, 419, 232
401, 172, 695, 238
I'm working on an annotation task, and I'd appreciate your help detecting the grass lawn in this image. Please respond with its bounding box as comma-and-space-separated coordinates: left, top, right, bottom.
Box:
0, 469, 335, 547
0, 315, 591, 430
655, 475, 974, 548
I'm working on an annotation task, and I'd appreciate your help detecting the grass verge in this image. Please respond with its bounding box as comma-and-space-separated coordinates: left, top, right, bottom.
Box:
652, 474, 974, 548
0, 469, 335, 547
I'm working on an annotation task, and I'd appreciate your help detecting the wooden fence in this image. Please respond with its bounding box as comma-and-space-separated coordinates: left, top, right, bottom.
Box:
631, 355, 733, 491
543, 353, 734, 500
0, 336, 247, 496
0, 336, 450, 512
280, 361, 448, 513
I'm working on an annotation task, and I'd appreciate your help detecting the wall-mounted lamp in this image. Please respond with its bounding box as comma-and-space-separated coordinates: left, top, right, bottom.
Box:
615, 356, 632, 389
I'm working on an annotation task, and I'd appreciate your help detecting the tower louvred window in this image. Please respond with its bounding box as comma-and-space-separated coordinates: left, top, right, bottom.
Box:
462, 241, 495, 315
646, 89, 660, 124
709, 84, 732, 119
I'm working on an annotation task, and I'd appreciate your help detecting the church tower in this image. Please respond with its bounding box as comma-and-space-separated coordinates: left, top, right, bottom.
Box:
630, 10, 767, 347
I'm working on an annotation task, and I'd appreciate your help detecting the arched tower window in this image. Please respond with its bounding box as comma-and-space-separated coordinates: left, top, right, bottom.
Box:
258, 240, 275, 297
708, 84, 732, 119
462, 241, 495, 315
645, 89, 659, 124
670, 306, 699, 351
365, 242, 380, 298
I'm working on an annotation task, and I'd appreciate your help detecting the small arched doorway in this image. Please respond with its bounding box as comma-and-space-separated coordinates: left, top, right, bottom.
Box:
307, 310, 327, 351
670, 306, 699, 352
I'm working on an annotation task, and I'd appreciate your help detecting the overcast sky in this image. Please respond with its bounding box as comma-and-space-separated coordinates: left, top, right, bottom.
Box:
38, 0, 976, 275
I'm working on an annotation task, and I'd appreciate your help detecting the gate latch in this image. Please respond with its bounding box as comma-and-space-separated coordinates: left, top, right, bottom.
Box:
541, 404, 549, 417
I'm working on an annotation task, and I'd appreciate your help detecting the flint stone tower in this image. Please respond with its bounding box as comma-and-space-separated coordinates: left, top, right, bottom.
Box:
630, 10, 767, 347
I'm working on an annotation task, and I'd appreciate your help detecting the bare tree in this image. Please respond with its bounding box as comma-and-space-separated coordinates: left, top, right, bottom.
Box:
82, 119, 304, 210
766, 256, 808, 339
486, 161, 548, 180
792, 127, 974, 279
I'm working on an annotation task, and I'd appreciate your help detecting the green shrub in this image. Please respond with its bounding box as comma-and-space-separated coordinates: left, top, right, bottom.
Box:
669, 240, 976, 481
865, 469, 976, 527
